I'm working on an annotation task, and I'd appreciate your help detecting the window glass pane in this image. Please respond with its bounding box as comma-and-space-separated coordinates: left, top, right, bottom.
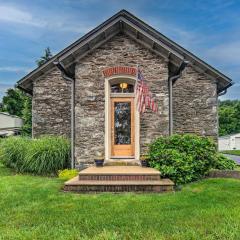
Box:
114, 102, 131, 144
111, 83, 134, 93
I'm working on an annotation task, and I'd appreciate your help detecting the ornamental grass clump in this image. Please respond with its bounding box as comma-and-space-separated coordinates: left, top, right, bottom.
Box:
0, 137, 30, 172
0, 136, 70, 175
22, 136, 70, 175
148, 134, 218, 184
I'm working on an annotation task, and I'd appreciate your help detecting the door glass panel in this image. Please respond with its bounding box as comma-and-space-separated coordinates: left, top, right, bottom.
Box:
114, 102, 131, 144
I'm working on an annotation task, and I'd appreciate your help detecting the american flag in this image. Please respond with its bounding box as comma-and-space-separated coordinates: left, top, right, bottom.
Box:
136, 67, 158, 113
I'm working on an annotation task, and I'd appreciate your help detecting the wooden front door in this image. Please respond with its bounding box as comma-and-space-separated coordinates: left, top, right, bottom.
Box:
111, 97, 135, 157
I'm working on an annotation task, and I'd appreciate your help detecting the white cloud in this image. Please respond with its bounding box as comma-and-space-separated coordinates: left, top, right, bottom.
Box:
0, 5, 46, 27
206, 41, 240, 64
0, 4, 94, 34
0, 66, 31, 73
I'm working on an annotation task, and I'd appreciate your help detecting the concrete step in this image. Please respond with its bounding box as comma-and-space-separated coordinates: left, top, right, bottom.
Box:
78, 166, 161, 181
104, 160, 140, 166
64, 177, 174, 193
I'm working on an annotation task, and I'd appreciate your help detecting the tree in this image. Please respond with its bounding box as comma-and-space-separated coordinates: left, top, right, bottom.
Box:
36, 47, 53, 67
0, 88, 26, 116
219, 100, 240, 136
21, 96, 32, 136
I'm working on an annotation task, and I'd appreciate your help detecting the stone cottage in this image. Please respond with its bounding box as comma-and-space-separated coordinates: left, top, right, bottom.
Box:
17, 10, 233, 168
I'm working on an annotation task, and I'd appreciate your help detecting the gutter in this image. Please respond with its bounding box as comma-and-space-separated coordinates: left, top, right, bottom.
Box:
168, 60, 189, 136
218, 82, 234, 96
54, 61, 75, 169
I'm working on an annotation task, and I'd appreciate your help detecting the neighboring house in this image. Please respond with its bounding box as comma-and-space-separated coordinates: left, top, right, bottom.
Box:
218, 133, 240, 151
0, 112, 23, 137
17, 10, 233, 167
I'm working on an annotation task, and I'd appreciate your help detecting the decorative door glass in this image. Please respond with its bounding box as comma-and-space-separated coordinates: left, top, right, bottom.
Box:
114, 102, 131, 144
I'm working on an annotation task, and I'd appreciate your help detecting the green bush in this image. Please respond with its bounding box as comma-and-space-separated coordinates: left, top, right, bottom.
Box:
58, 169, 79, 181
0, 136, 70, 175
148, 134, 217, 184
214, 154, 236, 170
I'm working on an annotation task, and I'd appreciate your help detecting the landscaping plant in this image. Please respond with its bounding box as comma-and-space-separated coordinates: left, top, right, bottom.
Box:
148, 134, 218, 184
58, 169, 79, 181
0, 137, 30, 172
0, 136, 70, 175
214, 153, 236, 170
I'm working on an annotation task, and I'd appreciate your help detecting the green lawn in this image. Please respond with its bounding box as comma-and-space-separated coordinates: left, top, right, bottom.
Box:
1, 164, 240, 240
221, 150, 240, 156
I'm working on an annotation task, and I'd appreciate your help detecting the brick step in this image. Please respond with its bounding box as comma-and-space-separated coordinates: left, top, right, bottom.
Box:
78, 166, 161, 181
79, 174, 160, 181
64, 178, 174, 193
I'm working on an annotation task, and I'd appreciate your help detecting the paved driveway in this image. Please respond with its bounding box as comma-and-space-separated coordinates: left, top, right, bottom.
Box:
223, 154, 240, 165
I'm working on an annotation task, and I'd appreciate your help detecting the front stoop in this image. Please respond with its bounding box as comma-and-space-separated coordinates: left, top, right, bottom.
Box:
64, 166, 174, 193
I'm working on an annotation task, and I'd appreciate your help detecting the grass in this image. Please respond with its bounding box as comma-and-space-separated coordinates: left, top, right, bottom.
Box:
222, 150, 240, 156
1, 163, 240, 239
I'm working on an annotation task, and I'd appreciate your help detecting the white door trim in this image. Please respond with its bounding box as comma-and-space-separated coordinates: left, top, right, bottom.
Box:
104, 75, 140, 161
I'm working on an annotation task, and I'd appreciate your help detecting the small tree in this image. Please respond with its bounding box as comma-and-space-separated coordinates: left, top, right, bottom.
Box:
21, 96, 32, 136
36, 47, 53, 67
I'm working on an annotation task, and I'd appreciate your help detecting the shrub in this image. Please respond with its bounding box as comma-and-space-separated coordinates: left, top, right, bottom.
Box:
214, 154, 236, 170
0, 136, 70, 175
0, 137, 30, 172
148, 134, 217, 184
58, 169, 79, 181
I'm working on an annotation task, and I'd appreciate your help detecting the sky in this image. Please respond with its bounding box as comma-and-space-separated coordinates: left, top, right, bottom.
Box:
0, 0, 239, 100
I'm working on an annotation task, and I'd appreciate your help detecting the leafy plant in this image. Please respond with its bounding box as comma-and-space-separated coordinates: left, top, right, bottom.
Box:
148, 134, 217, 184
214, 154, 236, 170
58, 169, 78, 181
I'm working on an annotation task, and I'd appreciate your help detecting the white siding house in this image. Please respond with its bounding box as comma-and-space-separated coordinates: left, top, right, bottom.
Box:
0, 112, 23, 136
218, 133, 240, 151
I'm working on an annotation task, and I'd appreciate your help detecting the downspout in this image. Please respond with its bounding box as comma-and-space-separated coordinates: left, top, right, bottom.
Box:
54, 61, 75, 169
168, 60, 189, 136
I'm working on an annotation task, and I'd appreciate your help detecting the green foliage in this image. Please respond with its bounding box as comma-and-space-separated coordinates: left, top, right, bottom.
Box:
214, 153, 237, 170
0, 87, 32, 136
219, 100, 240, 136
0, 137, 30, 171
36, 47, 52, 66
58, 169, 78, 181
0, 88, 26, 116
0, 136, 70, 175
148, 134, 217, 184
21, 96, 32, 136
221, 150, 240, 156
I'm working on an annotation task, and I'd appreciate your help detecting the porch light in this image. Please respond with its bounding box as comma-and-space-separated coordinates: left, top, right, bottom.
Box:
120, 82, 128, 89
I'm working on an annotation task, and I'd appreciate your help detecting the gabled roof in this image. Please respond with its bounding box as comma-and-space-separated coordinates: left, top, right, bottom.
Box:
17, 9, 233, 94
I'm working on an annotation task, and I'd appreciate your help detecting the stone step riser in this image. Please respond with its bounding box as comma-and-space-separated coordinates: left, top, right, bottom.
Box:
79, 174, 161, 181
64, 184, 173, 193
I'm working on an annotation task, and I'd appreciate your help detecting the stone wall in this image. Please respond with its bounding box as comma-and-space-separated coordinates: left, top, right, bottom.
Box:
75, 33, 169, 164
32, 67, 71, 137
172, 65, 218, 139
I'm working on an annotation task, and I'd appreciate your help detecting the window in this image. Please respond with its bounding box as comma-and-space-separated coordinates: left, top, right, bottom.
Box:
111, 82, 134, 93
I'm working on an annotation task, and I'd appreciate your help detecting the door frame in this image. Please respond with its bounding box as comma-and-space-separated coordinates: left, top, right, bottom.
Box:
104, 75, 140, 161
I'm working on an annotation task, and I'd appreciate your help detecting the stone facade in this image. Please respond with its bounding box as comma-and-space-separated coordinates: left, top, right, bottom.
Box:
31, 33, 219, 165
172, 65, 218, 138
32, 67, 71, 137
75, 34, 169, 164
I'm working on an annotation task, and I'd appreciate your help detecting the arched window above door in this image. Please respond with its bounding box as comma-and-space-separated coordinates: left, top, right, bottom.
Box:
110, 82, 134, 93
